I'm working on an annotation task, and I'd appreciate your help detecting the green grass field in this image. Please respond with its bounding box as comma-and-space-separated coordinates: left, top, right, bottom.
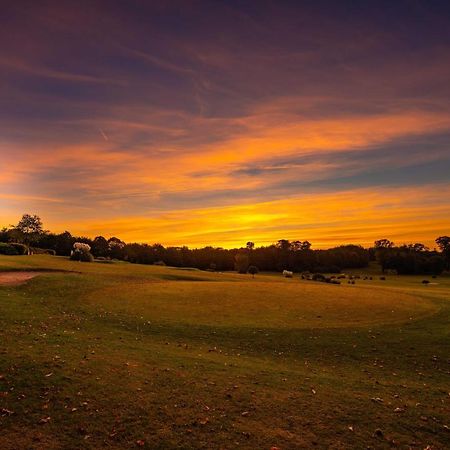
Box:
1, 256, 449, 449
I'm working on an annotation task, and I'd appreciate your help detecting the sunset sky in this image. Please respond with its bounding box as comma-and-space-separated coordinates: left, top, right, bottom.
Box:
1, 0, 450, 248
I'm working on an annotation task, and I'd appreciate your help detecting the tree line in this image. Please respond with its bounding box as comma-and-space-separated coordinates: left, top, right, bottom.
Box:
1, 214, 449, 275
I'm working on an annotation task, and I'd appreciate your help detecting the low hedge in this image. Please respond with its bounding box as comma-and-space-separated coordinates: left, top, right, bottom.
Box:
10, 243, 29, 255
0, 243, 19, 255
30, 247, 56, 255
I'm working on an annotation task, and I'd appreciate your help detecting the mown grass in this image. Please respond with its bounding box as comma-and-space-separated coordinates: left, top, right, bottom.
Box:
0, 255, 449, 449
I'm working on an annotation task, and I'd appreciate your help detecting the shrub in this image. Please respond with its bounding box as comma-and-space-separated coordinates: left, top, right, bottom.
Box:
9, 243, 28, 255
422, 279, 430, 285
71, 249, 94, 262
0, 243, 18, 255
30, 247, 55, 255
70, 242, 94, 262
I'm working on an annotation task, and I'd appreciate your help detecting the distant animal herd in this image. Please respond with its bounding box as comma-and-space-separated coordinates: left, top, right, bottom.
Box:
282, 270, 383, 285
281, 270, 435, 286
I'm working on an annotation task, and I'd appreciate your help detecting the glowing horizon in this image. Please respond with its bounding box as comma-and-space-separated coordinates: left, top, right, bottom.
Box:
1, 2, 449, 248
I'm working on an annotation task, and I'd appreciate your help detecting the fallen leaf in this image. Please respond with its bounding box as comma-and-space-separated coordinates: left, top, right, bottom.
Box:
1, 408, 14, 416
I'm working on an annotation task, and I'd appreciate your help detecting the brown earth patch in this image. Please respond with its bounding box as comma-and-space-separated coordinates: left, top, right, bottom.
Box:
0, 271, 52, 286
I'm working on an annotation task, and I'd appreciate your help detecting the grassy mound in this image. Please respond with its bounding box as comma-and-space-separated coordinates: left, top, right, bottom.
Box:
0, 256, 449, 449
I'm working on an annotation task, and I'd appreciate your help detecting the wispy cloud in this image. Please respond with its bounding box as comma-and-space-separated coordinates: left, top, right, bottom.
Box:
0, 57, 126, 85
1, 1, 449, 246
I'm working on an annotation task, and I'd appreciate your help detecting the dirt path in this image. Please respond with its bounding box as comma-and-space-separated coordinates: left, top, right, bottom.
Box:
0, 271, 46, 286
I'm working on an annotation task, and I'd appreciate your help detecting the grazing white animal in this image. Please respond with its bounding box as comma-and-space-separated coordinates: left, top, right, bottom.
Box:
282, 270, 293, 278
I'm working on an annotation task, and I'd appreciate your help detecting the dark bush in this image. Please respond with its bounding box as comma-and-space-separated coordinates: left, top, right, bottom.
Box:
70, 249, 94, 262
10, 243, 28, 255
422, 279, 430, 285
30, 247, 55, 255
0, 243, 18, 255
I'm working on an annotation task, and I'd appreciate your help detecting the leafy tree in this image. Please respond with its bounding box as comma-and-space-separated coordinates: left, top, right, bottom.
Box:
407, 243, 428, 252
92, 236, 109, 257
14, 214, 45, 247
291, 240, 312, 251
16, 214, 43, 234
436, 236, 450, 269
374, 239, 395, 273
374, 239, 394, 249
108, 237, 126, 259
54, 231, 75, 256
276, 239, 291, 251
246, 241, 255, 250
235, 251, 249, 274
0, 227, 9, 242
248, 265, 259, 278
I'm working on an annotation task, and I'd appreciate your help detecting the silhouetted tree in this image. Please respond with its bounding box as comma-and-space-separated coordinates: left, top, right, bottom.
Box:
276, 239, 291, 251
92, 236, 109, 257
374, 239, 394, 249
14, 214, 45, 248
108, 237, 126, 259
235, 251, 249, 273
436, 236, 450, 270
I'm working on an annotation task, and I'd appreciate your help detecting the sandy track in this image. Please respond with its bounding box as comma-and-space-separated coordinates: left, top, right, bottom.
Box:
0, 271, 46, 286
